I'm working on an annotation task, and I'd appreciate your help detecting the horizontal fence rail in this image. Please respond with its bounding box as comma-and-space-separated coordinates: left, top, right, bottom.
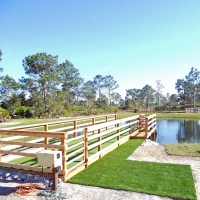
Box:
0, 114, 156, 181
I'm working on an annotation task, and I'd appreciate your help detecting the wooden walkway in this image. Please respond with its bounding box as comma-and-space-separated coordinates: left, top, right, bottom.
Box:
130, 131, 146, 139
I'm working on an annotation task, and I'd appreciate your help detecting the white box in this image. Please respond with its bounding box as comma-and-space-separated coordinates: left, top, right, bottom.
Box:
37, 150, 62, 168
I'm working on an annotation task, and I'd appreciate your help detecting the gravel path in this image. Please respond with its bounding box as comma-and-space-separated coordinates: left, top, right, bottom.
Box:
0, 140, 199, 200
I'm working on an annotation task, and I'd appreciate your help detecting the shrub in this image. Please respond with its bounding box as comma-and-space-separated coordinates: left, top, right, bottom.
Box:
0, 107, 10, 120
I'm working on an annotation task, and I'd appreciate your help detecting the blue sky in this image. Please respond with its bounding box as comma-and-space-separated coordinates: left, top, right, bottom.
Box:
0, 0, 200, 98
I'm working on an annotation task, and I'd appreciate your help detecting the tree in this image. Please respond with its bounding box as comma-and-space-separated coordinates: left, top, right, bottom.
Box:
111, 92, 122, 105
59, 60, 83, 104
1, 93, 22, 117
0, 49, 2, 62
23, 53, 59, 112
0, 75, 20, 102
175, 67, 200, 109
175, 79, 189, 109
104, 75, 119, 106
82, 81, 96, 108
155, 80, 164, 110
93, 75, 106, 102
185, 67, 200, 108
169, 94, 178, 108
0, 50, 3, 74
73, 77, 84, 105
140, 84, 155, 108
126, 88, 141, 109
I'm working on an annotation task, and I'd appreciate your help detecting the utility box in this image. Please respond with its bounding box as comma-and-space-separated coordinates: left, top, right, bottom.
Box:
37, 150, 62, 168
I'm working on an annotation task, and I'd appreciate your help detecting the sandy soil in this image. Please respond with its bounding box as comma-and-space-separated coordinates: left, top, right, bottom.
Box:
0, 140, 199, 200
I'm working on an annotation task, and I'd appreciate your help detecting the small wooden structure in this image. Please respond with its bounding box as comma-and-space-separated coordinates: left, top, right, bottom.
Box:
185, 108, 200, 113
0, 114, 156, 182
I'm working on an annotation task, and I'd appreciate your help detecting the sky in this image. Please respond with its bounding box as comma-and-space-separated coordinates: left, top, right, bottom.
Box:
0, 0, 200, 98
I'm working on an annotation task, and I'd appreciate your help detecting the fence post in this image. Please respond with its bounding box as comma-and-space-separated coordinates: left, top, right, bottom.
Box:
61, 133, 67, 182
106, 116, 108, 130
92, 118, 95, 134
138, 115, 143, 132
145, 117, 148, 138
129, 120, 131, 134
84, 128, 88, 168
74, 120, 77, 137
44, 124, 48, 150
98, 129, 101, 157
117, 123, 120, 145
115, 114, 117, 127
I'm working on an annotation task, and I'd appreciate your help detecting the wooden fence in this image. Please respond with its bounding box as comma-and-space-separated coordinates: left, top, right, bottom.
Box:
185, 108, 200, 113
0, 114, 156, 181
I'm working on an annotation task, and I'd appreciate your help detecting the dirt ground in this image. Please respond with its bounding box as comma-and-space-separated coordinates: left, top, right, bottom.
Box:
0, 140, 199, 200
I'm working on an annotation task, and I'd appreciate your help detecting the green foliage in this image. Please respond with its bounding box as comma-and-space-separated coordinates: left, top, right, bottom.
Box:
15, 106, 32, 118
63, 104, 119, 116
0, 49, 2, 62
175, 67, 200, 109
1, 94, 21, 116
0, 106, 10, 119
22, 52, 60, 113
165, 143, 200, 157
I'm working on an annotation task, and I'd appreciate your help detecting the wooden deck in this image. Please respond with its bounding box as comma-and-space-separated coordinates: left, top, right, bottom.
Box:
130, 131, 146, 139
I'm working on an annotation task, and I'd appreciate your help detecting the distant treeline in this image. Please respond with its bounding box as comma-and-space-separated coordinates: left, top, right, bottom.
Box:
0, 50, 199, 118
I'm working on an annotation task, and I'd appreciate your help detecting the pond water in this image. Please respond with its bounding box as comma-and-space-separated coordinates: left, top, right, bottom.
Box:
156, 119, 200, 144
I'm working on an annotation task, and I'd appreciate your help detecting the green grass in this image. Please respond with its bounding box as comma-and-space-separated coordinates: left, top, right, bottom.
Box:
142, 111, 200, 119
68, 139, 197, 200
165, 143, 200, 157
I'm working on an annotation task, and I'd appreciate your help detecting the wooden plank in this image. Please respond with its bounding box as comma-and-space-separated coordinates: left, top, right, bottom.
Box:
130, 131, 146, 139
98, 129, 101, 152
88, 128, 129, 150
67, 161, 85, 180
0, 130, 65, 138
0, 150, 37, 157
67, 153, 84, 165
148, 122, 156, 130
0, 140, 65, 149
67, 141, 83, 151
0, 114, 116, 131
66, 134, 84, 143
0, 162, 52, 173
44, 124, 48, 150
67, 147, 84, 159
87, 115, 139, 132
147, 127, 156, 138
61, 133, 67, 173
84, 128, 88, 167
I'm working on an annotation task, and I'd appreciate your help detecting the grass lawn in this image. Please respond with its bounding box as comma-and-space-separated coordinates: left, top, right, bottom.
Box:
165, 143, 200, 157
68, 139, 197, 200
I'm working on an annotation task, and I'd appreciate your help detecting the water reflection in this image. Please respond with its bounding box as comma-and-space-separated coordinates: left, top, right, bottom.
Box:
156, 120, 200, 144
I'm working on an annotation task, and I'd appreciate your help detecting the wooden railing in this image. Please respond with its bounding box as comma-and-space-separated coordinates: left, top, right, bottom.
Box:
1, 114, 117, 150
145, 114, 156, 138
0, 114, 156, 181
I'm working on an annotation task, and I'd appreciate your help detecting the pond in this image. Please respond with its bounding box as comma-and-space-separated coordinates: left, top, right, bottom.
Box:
156, 119, 200, 144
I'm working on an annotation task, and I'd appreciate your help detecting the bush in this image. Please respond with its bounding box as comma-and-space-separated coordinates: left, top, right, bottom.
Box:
0, 107, 10, 120
15, 106, 32, 118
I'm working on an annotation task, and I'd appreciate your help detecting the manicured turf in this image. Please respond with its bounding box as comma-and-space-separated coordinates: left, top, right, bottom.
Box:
68, 139, 197, 200
165, 143, 200, 157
